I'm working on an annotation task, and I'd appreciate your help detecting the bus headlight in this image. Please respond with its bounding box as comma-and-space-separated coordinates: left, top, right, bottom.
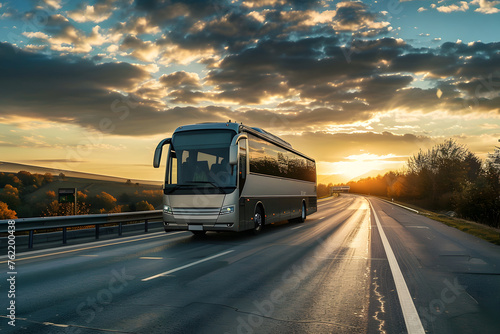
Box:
163, 205, 173, 215
220, 205, 235, 215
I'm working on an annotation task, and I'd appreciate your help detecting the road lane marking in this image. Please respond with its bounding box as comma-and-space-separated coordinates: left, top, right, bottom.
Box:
142, 250, 234, 281
368, 200, 425, 334
140, 257, 164, 260
0, 231, 187, 263
291, 225, 304, 230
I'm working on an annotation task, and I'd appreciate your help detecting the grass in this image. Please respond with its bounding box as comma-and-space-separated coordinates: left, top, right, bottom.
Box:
421, 211, 500, 246
387, 198, 500, 246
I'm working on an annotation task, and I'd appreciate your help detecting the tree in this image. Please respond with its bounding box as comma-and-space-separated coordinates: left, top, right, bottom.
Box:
44, 200, 60, 217
90, 191, 117, 212
16, 171, 35, 187
136, 200, 154, 211
77, 191, 88, 201
454, 162, 500, 228
43, 200, 90, 216
317, 184, 330, 198
43, 173, 53, 184
488, 145, 500, 170
0, 201, 17, 219
0, 173, 21, 188
407, 139, 478, 208
0, 184, 21, 209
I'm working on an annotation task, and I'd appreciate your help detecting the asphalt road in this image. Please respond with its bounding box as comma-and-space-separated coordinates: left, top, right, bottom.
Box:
1, 194, 499, 333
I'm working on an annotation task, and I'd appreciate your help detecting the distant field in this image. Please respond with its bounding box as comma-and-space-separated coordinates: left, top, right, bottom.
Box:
0, 161, 161, 185
0, 161, 164, 216
24, 176, 162, 205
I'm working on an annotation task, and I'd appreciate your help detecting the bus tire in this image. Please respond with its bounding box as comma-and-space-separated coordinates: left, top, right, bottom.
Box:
298, 201, 306, 223
252, 206, 264, 235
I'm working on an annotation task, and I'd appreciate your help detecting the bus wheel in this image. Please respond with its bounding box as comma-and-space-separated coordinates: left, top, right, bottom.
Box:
191, 230, 206, 236
253, 206, 264, 235
298, 202, 306, 223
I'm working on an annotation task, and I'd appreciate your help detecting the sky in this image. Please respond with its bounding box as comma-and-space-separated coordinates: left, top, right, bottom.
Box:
0, 0, 499, 183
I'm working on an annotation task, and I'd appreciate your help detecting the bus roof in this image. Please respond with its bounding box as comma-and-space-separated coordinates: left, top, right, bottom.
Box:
174, 122, 241, 133
173, 122, 314, 162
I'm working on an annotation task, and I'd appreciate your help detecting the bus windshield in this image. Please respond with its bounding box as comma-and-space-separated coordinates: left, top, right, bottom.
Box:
165, 130, 236, 193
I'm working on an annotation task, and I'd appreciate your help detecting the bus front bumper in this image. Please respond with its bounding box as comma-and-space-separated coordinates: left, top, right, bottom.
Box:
163, 221, 237, 232
163, 206, 239, 232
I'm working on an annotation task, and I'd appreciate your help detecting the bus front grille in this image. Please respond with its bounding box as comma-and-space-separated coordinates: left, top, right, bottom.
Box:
173, 207, 220, 215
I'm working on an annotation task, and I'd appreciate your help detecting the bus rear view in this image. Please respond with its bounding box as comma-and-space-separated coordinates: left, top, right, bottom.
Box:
153, 122, 317, 235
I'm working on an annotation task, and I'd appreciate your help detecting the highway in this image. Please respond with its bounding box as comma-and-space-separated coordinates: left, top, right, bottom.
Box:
1, 194, 499, 333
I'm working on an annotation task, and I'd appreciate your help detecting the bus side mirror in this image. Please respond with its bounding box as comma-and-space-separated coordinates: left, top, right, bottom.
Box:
153, 138, 171, 168
229, 145, 238, 165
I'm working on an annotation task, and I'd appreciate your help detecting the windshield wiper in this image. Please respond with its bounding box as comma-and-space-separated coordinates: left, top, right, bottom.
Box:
164, 183, 197, 193
186, 181, 225, 193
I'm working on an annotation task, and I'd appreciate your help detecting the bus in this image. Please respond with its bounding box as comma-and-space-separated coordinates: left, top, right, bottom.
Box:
153, 121, 317, 235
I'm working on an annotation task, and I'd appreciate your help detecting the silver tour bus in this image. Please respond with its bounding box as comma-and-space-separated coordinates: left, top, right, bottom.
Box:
153, 122, 317, 235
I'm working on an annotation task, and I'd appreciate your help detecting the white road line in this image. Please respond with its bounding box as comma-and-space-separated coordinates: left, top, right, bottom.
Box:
142, 250, 234, 281
0, 231, 187, 263
140, 257, 164, 260
368, 200, 425, 334
291, 225, 304, 230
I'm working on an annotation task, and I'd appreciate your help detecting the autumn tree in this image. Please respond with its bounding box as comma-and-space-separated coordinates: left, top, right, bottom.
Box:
0, 184, 21, 210
0, 173, 21, 188
44, 200, 60, 217
136, 200, 154, 211
88, 191, 117, 213
0, 201, 17, 219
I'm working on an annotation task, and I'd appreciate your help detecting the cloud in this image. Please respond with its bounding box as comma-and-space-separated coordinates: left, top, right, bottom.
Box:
241, 0, 287, 8
158, 71, 205, 104
113, 16, 161, 36
67, 0, 118, 23
472, 0, 500, 14
125, 0, 392, 67
333, 1, 391, 34
436, 1, 469, 13
0, 42, 163, 134
429, 0, 500, 14
22, 13, 119, 53
41, 0, 63, 10
3, 1, 500, 143
160, 71, 202, 89
120, 35, 161, 62
281, 131, 434, 162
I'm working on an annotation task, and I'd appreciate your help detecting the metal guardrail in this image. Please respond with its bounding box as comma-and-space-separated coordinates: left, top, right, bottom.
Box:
0, 210, 163, 248
381, 199, 419, 214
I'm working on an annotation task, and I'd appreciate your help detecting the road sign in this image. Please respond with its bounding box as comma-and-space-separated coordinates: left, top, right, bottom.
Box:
58, 188, 77, 204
